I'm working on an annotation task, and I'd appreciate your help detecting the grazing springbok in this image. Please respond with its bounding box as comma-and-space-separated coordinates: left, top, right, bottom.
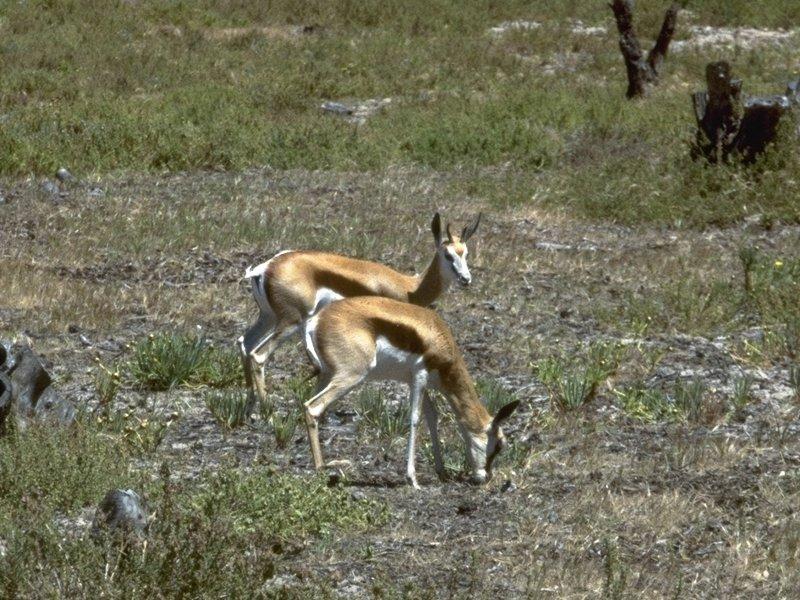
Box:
238, 212, 481, 411
302, 296, 519, 488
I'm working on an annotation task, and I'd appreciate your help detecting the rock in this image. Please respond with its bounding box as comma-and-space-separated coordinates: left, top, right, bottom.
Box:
40, 179, 59, 196
500, 479, 517, 493
320, 101, 353, 116
0, 371, 11, 434
672, 25, 798, 52
0, 342, 75, 432
91, 489, 149, 538
56, 167, 74, 183
488, 20, 541, 36
321, 98, 392, 125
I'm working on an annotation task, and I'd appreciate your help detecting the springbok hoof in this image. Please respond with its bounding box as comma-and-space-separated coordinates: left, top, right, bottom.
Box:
406, 474, 421, 490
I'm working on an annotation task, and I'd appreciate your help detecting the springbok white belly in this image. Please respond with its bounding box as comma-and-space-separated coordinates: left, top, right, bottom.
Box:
368, 336, 427, 383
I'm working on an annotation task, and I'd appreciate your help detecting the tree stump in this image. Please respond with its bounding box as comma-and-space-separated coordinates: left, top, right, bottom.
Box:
692, 61, 797, 163
610, 0, 680, 98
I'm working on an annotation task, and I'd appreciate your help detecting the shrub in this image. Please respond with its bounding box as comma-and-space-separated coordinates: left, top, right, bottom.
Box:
0, 422, 129, 515
130, 333, 206, 391
205, 388, 250, 430
130, 333, 243, 391
0, 462, 385, 598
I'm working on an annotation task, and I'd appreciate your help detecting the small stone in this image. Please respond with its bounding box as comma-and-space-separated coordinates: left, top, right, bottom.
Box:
320, 101, 353, 116
456, 501, 477, 515
56, 167, 74, 183
500, 479, 517, 493
91, 489, 148, 538
40, 180, 59, 196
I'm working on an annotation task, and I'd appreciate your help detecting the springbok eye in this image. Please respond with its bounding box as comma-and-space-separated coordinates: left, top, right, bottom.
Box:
445, 253, 454, 263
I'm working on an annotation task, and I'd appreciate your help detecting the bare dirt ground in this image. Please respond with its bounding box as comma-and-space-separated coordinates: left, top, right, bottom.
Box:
2, 169, 799, 597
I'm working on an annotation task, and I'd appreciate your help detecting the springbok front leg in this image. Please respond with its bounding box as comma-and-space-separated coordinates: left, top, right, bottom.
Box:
422, 391, 446, 481
405, 376, 427, 489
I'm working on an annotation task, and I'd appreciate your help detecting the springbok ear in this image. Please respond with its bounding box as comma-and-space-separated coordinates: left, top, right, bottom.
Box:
431, 213, 442, 246
492, 400, 520, 429
461, 212, 482, 242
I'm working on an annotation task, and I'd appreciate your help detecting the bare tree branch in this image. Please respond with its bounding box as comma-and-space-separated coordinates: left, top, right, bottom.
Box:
610, 0, 680, 98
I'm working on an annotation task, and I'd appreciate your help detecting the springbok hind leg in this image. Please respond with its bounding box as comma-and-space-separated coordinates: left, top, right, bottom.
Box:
303, 375, 361, 470
246, 322, 301, 414
238, 314, 275, 414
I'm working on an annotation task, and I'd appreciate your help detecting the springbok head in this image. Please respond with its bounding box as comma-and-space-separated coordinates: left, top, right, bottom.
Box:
467, 399, 520, 484
431, 212, 482, 287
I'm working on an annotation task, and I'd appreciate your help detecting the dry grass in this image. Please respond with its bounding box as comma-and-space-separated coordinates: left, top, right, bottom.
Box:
2, 1, 800, 597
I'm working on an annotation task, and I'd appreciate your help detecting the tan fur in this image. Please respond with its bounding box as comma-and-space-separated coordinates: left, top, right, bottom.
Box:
314, 297, 492, 436
265, 250, 445, 321
239, 213, 481, 415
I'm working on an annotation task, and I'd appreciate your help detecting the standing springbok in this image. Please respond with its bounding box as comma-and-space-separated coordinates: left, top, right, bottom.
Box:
302, 296, 519, 488
238, 212, 481, 411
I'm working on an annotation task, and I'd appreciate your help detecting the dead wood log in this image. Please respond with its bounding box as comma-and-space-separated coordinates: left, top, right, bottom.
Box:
610, 0, 680, 98
692, 61, 797, 163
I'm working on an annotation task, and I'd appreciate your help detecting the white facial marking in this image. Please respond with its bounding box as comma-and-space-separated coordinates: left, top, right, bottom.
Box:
441, 246, 471, 285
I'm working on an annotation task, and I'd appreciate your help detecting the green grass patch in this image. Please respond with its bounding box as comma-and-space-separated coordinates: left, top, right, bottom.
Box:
475, 378, 519, 415
615, 379, 720, 424
3, 0, 800, 227
130, 333, 242, 391
535, 341, 626, 412
0, 422, 130, 516
205, 388, 250, 430
0, 457, 385, 598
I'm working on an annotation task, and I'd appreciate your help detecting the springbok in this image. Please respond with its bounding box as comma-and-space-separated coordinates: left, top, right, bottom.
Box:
302, 296, 519, 488
238, 212, 481, 411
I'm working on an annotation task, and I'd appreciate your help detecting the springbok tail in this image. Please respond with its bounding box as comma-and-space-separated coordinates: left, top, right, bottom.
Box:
250, 273, 271, 315
244, 262, 271, 315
